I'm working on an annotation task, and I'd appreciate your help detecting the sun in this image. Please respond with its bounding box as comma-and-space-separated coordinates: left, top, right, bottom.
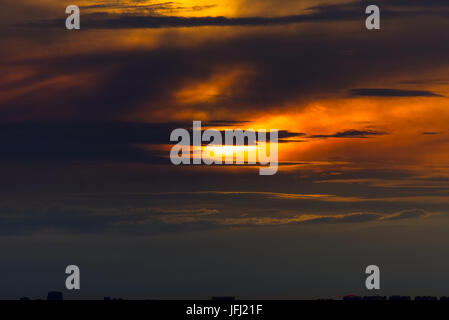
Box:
199, 144, 259, 164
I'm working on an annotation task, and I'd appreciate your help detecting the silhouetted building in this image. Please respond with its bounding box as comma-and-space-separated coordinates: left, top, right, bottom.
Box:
440, 296, 449, 300
19, 297, 30, 301
363, 296, 387, 300
389, 295, 411, 300
415, 296, 437, 301
343, 295, 362, 301
47, 291, 63, 301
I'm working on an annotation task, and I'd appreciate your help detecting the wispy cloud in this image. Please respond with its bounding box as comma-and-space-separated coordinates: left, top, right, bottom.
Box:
22, 0, 449, 30
308, 129, 386, 139
350, 88, 443, 97
0, 202, 437, 236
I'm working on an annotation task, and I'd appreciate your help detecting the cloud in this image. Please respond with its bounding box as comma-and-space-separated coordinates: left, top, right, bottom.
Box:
78, 2, 217, 14
381, 209, 433, 221
23, 0, 449, 30
0, 122, 181, 164
0, 201, 436, 236
5, 7, 449, 123
299, 212, 380, 224
0, 121, 305, 164
76, 190, 449, 206
296, 209, 436, 224
350, 88, 443, 98
11, 17, 449, 124
203, 120, 251, 126
24, 8, 360, 30
209, 209, 437, 226
0, 204, 221, 235
308, 129, 386, 139
199, 129, 305, 145
382, 0, 449, 7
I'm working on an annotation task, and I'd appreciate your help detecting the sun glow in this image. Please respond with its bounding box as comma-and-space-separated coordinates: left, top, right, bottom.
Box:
200, 144, 259, 163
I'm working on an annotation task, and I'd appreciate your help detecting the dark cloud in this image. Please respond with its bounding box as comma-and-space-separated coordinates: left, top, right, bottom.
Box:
0, 122, 176, 164
0, 204, 221, 236
308, 129, 386, 139
0, 200, 434, 236
3, 3, 449, 123
350, 88, 443, 97
25, 0, 449, 30
382, 209, 430, 221
309, 0, 449, 18
203, 129, 305, 145
25, 8, 360, 30
0, 121, 304, 164
5, 24, 449, 122
298, 209, 433, 224
301, 212, 380, 224
383, 0, 449, 7
400, 79, 449, 85
79, 2, 217, 12
203, 120, 251, 126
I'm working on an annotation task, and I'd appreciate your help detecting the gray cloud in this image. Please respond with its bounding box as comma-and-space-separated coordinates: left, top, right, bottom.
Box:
350, 88, 443, 97
79, 2, 217, 12
0, 204, 221, 236
23, 0, 449, 30
5, 24, 449, 123
308, 130, 386, 139
0, 202, 434, 236
382, 209, 431, 221
0, 121, 305, 164
297, 209, 434, 224
24, 8, 360, 29
3, 0, 449, 124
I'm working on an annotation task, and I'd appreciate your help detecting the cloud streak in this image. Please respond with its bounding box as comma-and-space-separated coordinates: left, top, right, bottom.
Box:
308, 130, 387, 139
350, 88, 443, 97
23, 0, 449, 30
0, 202, 436, 236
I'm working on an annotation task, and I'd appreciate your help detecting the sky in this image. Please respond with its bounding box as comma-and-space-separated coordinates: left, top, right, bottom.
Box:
1, 0, 449, 299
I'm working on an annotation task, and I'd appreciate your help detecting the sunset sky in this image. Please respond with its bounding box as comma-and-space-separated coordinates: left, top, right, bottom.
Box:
1, 0, 449, 299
